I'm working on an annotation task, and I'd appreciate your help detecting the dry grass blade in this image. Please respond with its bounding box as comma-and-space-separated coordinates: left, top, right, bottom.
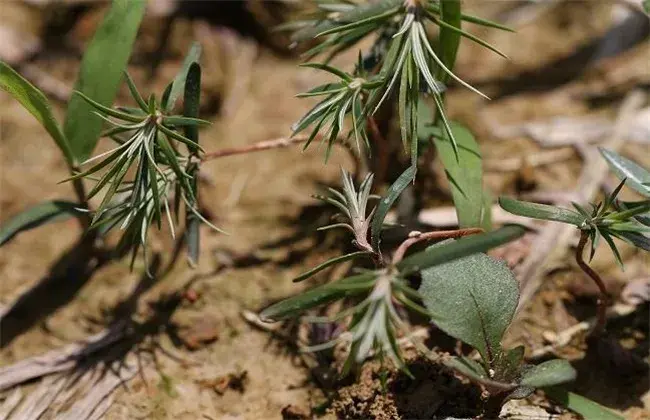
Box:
0, 323, 125, 392
57, 361, 138, 420
8, 376, 66, 420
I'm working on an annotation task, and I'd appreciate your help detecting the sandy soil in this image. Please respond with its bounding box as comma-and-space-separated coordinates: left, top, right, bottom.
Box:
0, 1, 648, 419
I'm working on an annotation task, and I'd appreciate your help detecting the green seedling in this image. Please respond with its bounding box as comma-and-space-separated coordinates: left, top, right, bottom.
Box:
499, 149, 650, 334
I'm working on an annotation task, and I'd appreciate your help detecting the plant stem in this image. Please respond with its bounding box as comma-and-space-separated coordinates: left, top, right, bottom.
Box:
200, 136, 309, 161
200, 135, 361, 174
367, 116, 390, 183
391, 227, 483, 264
575, 230, 608, 335
71, 174, 91, 230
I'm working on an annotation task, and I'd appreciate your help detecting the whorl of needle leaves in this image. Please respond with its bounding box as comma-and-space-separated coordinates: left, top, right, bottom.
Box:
500, 149, 650, 268
64, 73, 222, 268
286, 0, 511, 164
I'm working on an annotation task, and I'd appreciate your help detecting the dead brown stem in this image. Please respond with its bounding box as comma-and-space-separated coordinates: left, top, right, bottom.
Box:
392, 228, 484, 265
575, 230, 609, 335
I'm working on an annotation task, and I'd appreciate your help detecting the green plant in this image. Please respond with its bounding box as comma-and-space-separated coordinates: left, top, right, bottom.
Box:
419, 248, 576, 416
0, 0, 638, 417
499, 149, 650, 334
1, 0, 146, 234
286, 0, 509, 221
261, 171, 577, 414
0, 3, 218, 269
261, 170, 524, 371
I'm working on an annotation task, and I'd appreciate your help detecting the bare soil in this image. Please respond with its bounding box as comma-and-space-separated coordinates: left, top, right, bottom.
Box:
0, 1, 648, 419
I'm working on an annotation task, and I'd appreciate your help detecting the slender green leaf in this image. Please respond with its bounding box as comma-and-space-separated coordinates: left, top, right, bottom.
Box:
599, 228, 625, 269
293, 251, 371, 283
444, 356, 488, 382
259, 273, 376, 322
520, 359, 576, 387
73, 91, 143, 123
0, 62, 74, 165
371, 165, 416, 249
619, 200, 650, 226
430, 13, 508, 59
63, 0, 145, 162
184, 62, 202, 266
432, 119, 485, 228
398, 224, 525, 274
165, 42, 202, 113
437, 0, 462, 83
299, 62, 352, 82
419, 250, 519, 364
614, 230, 650, 251
291, 0, 401, 42
182, 63, 202, 155
315, 6, 399, 37
499, 197, 586, 226
1, 201, 82, 246
544, 387, 624, 420
428, 4, 515, 32
123, 71, 148, 111
600, 148, 650, 197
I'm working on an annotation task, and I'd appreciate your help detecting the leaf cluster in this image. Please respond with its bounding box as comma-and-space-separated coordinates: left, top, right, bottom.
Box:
261, 170, 527, 374
0, 4, 218, 268
500, 148, 650, 268
287, 0, 511, 168
63, 64, 222, 267
0, 0, 147, 245
420, 249, 575, 401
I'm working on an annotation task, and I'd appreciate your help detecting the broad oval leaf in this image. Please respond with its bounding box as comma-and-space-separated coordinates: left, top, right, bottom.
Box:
600, 148, 650, 197
0, 62, 74, 165
0, 200, 82, 246
63, 0, 146, 163
544, 387, 624, 420
494, 345, 525, 383
397, 224, 525, 274
419, 251, 519, 364
259, 273, 375, 322
499, 197, 586, 226
520, 359, 576, 387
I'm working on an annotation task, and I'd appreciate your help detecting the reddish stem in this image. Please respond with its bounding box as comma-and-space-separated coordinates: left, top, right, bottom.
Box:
575, 231, 609, 335
201, 136, 309, 161
392, 228, 484, 265
200, 135, 360, 175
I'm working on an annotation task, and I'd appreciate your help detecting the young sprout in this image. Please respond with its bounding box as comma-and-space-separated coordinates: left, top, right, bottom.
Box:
262, 170, 526, 376
500, 175, 650, 334
64, 72, 223, 269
